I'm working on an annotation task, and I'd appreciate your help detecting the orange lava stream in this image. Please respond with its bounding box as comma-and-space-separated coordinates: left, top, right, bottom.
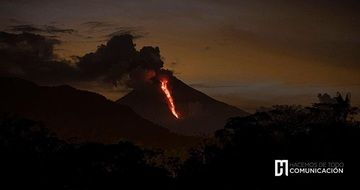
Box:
160, 79, 180, 119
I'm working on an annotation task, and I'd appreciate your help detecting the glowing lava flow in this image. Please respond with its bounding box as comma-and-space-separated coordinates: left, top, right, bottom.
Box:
160, 79, 180, 119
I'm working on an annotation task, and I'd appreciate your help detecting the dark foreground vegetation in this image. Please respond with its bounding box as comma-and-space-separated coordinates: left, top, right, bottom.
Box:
1, 93, 359, 189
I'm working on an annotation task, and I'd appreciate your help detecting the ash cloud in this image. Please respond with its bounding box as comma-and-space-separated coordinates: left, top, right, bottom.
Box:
78, 34, 164, 87
0, 31, 167, 89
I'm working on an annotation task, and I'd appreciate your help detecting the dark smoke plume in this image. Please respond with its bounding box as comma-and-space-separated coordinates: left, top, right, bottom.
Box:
77, 34, 165, 87
0, 31, 168, 88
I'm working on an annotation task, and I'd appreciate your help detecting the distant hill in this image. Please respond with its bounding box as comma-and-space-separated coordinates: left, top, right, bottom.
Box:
117, 75, 248, 135
0, 77, 198, 149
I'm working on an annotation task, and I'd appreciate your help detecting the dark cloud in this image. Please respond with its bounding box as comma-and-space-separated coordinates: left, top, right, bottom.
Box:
77, 34, 164, 87
0, 32, 75, 83
43, 25, 75, 34
105, 27, 146, 40
0, 31, 165, 88
8, 24, 75, 34
82, 21, 115, 30
81, 22, 145, 42
8, 25, 44, 33
0, 32, 60, 60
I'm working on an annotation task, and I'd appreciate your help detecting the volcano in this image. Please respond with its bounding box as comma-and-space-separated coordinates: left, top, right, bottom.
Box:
117, 73, 248, 135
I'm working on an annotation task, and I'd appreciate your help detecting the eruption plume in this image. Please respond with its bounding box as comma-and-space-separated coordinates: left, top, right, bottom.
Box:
160, 78, 180, 119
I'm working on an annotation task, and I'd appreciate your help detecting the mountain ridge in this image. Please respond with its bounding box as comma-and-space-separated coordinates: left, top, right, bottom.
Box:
0, 77, 199, 149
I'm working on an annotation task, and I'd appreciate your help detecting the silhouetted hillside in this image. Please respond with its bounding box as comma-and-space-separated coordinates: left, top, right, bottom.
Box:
0, 77, 198, 149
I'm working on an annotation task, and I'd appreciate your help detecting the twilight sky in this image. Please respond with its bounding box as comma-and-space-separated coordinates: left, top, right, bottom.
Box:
1, 0, 359, 112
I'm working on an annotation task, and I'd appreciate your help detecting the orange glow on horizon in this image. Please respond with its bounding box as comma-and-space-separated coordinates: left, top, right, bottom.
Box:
160, 78, 180, 119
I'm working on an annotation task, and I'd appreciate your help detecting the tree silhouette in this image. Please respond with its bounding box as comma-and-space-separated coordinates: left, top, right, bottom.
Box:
1, 92, 359, 189
313, 92, 359, 123
177, 93, 360, 189
0, 113, 171, 190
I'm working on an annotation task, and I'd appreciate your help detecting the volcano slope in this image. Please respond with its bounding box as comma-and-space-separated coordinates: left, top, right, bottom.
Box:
0, 77, 198, 148
117, 74, 248, 135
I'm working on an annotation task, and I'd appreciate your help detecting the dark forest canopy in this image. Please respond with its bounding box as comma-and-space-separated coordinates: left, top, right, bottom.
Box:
1, 93, 359, 189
